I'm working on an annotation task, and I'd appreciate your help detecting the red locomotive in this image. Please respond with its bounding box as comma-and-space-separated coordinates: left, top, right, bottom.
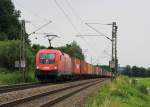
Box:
35, 49, 112, 81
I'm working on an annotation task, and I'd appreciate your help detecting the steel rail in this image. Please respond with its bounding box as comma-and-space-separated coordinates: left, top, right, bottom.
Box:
40, 80, 103, 107
0, 79, 103, 107
0, 82, 51, 94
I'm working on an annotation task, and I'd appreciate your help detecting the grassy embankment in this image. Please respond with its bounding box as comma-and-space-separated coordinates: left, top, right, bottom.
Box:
135, 77, 150, 87
85, 76, 150, 107
0, 68, 37, 85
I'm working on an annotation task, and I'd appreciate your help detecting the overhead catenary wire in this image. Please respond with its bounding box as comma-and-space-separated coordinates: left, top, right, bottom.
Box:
62, 0, 106, 63
64, 1, 111, 41
91, 41, 111, 65
95, 49, 111, 65
29, 22, 48, 34
64, 0, 112, 61
53, 0, 95, 52
85, 23, 112, 41
13, 0, 55, 46
77, 23, 112, 65
76, 35, 101, 63
28, 21, 52, 36
96, 49, 111, 65
14, 0, 110, 64
66, 1, 112, 64
65, 0, 84, 24
14, 0, 51, 22
62, 0, 99, 54
54, 0, 81, 34
65, 0, 92, 35
85, 22, 112, 25
30, 22, 65, 47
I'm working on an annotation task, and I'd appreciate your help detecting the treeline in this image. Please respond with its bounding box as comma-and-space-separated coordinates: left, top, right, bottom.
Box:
0, 0, 85, 72
32, 41, 85, 60
121, 65, 150, 77
56, 41, 85, 60
0, 40, 85, 71
99, 65, 111, 72
0, 0, 109, 75
0, 0, 21, 40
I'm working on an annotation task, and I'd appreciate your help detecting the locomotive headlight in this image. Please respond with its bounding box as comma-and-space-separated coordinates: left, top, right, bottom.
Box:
36, 66, 39, 69
54, 66, 57, 69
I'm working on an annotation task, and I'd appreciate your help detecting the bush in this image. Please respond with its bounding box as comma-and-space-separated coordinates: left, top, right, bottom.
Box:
137, 85, 148, 94
85, 76, 150, 107
0, 71, 37, 84
0, 40, 34, 70
0, 71, 22, 84
0, 67, 9, 72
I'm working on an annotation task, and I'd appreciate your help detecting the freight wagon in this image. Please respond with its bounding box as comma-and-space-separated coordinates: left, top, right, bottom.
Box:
35, 49, 112, 81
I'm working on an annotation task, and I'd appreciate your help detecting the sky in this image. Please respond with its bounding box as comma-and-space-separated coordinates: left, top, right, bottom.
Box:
12, 0, 150, 67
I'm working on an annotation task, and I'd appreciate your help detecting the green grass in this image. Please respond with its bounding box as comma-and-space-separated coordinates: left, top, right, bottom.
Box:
135, 77, 150, 87
85, 76, 150, 107
0, 68, 37, 85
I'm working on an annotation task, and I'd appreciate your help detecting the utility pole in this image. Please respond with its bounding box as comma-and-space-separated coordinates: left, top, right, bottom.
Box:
115, 25, 118, 76
76, 22, 118, 77
20, 20, 26, 82
111, 22, 118, 77
18, 20, 52, 82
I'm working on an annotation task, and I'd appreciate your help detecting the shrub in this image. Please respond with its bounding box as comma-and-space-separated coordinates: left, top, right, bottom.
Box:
0, 40, 34, 70
137, 85, 148, 94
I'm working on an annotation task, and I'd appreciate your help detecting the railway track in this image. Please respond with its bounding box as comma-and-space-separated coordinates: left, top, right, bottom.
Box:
0, 82, 52, 94
0, 78, 106, 107
0, 80, 75, 94
40, 80, 102, 107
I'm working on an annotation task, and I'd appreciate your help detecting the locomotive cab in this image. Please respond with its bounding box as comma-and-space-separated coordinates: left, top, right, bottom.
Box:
36, 53, 57, 71
35, 49, 61, 80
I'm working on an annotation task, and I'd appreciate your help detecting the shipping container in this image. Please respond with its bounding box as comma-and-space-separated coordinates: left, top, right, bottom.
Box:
63, 53, 72, 73
80, 60, 86, 74
71, 58, 81, 74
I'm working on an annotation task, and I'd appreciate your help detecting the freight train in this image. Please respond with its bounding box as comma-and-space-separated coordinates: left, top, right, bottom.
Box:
35, 49, 112, 81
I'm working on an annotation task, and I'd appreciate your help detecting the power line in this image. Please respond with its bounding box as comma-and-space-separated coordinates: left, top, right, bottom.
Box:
65, 0, 91, 35
28, 21, 52, 36
29, 22, 65, 47
54, 0, 95, 54
85, 23, 112, 41
64, 0, 102, 56
78, 37, 101, 55
54, 0, 111, 65
54, 0, 96, 50
54, 0, 115, 66
65, 0, 84, 24
64, 0, 92, 46
85, 22, 112, 25
53, 0, 80, 34
14, 0, 51, 22
63, 2, 107, 61
76, 35, 109, 65
29, 22, 45, 33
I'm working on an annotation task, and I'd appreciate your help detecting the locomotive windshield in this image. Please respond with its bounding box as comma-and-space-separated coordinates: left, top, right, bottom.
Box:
40, 53, 55, 64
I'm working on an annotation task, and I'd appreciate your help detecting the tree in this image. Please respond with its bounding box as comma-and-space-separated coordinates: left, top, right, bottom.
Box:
147, 68, 150, 77
121, 65, 150, 77
125, 65, 132, 76
139, 67, 147, 77
32, 44, 47, 55
57, 41, 85, 60
0, 40, 33, 70
0, 0, 21, 40
132, 66, 140, 77
100, 65, 111, 72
